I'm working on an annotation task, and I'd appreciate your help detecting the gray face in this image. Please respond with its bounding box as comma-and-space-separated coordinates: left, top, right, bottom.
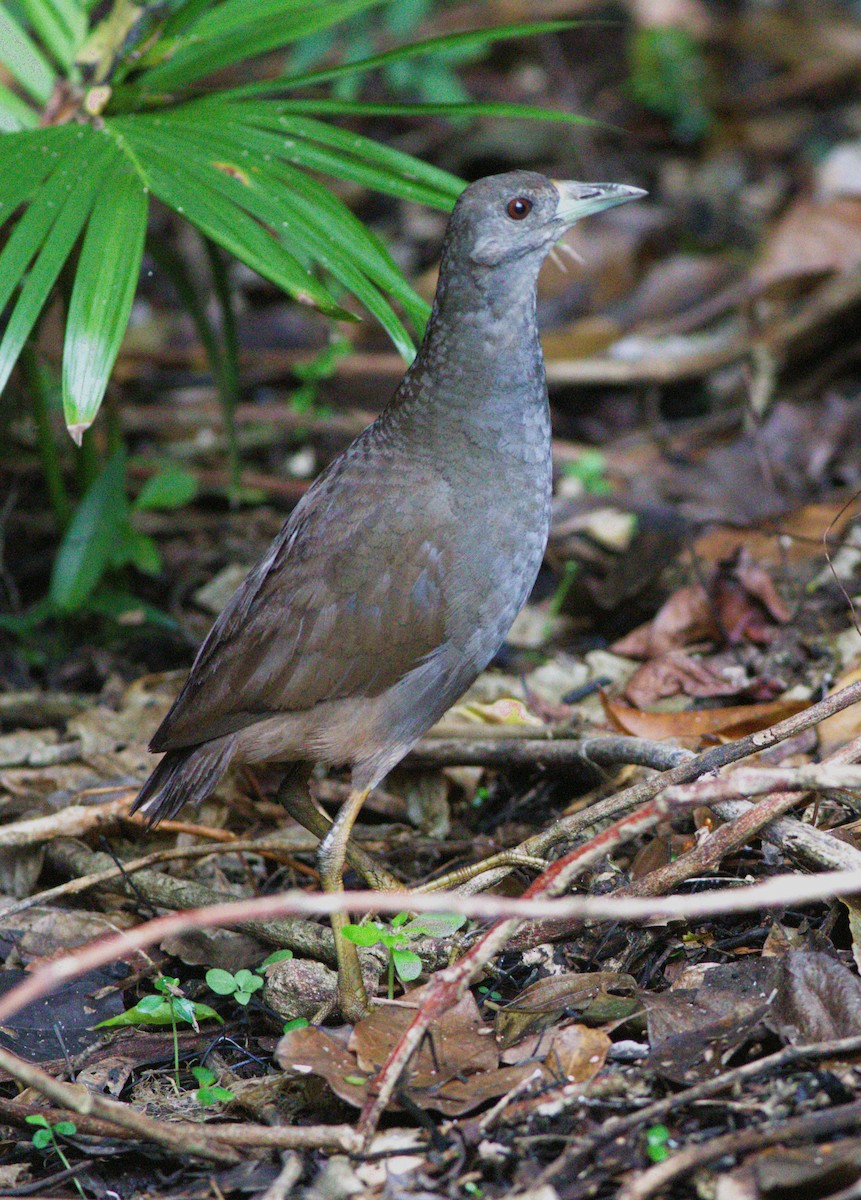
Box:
450, 171, 564, 268
448, 169, 646, 270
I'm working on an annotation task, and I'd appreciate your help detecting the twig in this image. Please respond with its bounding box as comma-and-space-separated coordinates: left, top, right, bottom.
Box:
539, 1033, 861, 1184
618, 1099, 861, 1200
0, 1046, 239, 1165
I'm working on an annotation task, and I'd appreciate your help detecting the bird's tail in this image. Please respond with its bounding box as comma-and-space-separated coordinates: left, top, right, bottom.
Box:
131, 737, 235, 827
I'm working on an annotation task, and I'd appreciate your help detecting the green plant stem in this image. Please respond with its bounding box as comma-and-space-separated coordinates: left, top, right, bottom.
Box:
146, 234, 241, 501
170, 999, 180, 1088
21, 343, 71, 528
202, 236, 241, 502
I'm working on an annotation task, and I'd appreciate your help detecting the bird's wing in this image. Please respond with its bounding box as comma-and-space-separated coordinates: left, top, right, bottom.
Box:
151, 438, 454, 752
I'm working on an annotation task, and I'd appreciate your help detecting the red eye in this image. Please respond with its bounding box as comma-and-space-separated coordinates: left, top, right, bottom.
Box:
506, 197, 532, 220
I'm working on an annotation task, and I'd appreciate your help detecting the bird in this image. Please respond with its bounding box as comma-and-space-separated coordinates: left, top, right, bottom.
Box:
133, 170, 646, 1019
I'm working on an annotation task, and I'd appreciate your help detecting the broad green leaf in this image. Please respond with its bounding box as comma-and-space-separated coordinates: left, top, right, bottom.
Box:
133, 465, 198, 510
0, 125, 82, 212
31, 1128, 53, 1149
62, 156, 148, 441
400, 913, 467, 938
0, 134, 113, 398
341, 923, 384, 947
206, 969, 239, 995
114, 117, 352, 319
97, 997, 222, 1026
0, 7, 56, 103
392, 948, 422, 982
49, 450, 127, 612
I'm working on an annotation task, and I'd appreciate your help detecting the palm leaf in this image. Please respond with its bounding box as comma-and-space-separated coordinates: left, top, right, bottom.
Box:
111, 114, 352, 319
0, 6, 57, 104
130, 0, 387, 95
62, 153, 148, 442
230, 19, 584, 97
0, 130, 113, 397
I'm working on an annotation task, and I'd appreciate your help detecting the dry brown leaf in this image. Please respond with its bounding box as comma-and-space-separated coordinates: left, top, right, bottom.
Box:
623, 651, 746, 707
495, 973, 639, 1048
602, 694, 808, 741
756, 196, 861, 286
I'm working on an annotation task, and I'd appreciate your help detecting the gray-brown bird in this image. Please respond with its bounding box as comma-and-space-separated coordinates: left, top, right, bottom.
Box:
133, 171, 645, 1018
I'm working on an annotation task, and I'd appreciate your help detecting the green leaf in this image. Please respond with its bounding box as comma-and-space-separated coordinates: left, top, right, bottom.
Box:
234, 970, 263, 993
62, 153, 148, 442
113, 115, 351, 318
19, 0, 87, 70
133, 0, 387, 95
341, 922, 384, 947
215, 100, 463, 206
173, 997, 197, 1025
391, 948, 422, 982
122, 111, 420, 354
0, 84, 38, 131
254, 97, 597, 130
0, 7, 56, 104
31, 1128, 53, 1149
244, 19, 584, 95
52, 1121, 77, 1137
206, 968, 238, 996
283, 1017, 308, 1033
260, 949, 293, 967
191, 1066, 216, 1086
25, 1115, 50, 1129
48, 450, 128, 613
123, 529, 162, 575
400, 913, 467, 938
98, 995, 222, 1026
133, 465, 198, 510
0, 132, 113, 400
0, 125, 81, 213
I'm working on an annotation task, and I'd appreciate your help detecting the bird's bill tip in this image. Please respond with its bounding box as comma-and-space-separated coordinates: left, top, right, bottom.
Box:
551, 180, 647, 224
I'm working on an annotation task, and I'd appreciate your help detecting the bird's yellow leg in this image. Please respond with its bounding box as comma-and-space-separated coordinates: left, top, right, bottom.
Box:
318, 786, 372, 1021
276, 775, 403, 892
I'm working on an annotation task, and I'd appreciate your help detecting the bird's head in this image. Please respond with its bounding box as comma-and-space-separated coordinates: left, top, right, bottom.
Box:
448, 170, 646, 270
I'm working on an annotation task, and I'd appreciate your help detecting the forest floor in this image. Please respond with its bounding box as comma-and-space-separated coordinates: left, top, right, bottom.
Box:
4, 2, 861, 1197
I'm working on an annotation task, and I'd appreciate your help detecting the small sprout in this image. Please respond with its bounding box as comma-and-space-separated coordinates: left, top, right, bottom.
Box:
645, 1124, 672, 1163
26, 1115, 83, 1197
205, 967, 265, 1006
191, 1066, 235, 1108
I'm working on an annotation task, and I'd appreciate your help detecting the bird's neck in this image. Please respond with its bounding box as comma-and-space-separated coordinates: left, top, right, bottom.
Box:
393, 254, 547, 428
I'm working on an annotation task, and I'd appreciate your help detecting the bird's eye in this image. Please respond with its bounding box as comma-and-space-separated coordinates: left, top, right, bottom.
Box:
506, 197, 532, 220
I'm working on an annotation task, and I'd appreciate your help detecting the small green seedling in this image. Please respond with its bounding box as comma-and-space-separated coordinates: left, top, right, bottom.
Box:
206, 950, 292, 1008
645, 1124, 672, 1163
562, 448, 612, 496
205, 968, 265, 1006
342, 912, 467, 998
26, 1115, 83, 1197
97, 975, 222, 1087
191, 1066, 235, 1108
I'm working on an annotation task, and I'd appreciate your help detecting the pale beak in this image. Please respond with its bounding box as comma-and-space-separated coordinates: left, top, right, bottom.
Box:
552, 180, 647, 225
